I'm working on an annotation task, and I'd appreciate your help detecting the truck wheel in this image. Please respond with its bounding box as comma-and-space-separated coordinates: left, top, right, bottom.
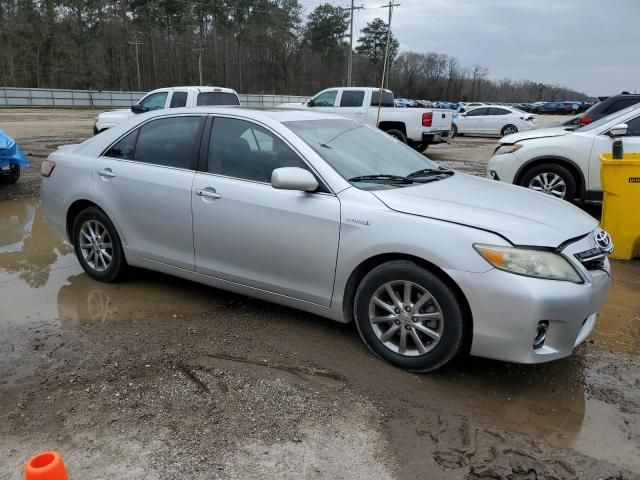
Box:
386, 129, 407, 144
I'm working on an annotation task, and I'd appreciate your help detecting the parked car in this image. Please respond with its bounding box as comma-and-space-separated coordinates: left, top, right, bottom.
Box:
487, 103, 640, 202
41, 107, 612, 371
280, 87, 452, 151
94, 86, 240, 134
452, 106, 536, 137
574, 93, 640, 127
394, 98, 415, 108
458, 102, 484, 113
0, 130, 28, 184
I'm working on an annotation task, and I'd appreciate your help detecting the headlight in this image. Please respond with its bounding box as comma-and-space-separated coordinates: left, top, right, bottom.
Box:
494, 144, 522, 155
473, 244, 583, 283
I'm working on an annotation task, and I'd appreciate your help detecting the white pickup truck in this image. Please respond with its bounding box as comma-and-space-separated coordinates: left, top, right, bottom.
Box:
94, 86, 240, 134
280, 87, 453, 151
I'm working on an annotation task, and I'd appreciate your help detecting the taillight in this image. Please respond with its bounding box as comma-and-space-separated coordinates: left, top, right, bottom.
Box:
41, 160, 56, 177
422, 112, 433, 127
579, 116, 592, 125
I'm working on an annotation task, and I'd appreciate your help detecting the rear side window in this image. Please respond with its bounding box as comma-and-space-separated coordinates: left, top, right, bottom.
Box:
133, 116, 202, 169
604, 98, 640, 114
169, 91, 188, 108
104, 130, 139, 160
466, 107, 488, 116
196, 92, 240, 106
488, 108, 510, 115
625, 116, 640, 136
370, 91, 395, 107
340, 91, 365, 107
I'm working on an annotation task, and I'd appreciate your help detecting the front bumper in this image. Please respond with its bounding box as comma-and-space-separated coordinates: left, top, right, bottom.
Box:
486, 150, 522, 184
444, 252, 610, 364
422, 130, 450, 144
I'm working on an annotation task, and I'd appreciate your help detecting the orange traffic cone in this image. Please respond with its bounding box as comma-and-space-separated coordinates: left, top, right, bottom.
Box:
24, 451, 68, 480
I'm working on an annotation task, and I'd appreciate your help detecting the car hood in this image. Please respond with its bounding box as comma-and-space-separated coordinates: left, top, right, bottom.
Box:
372, 173, 596, 247
500, 126, 572, 144
98, 109, 132, 119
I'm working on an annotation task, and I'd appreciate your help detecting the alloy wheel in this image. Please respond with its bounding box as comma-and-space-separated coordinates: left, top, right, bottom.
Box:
368, 280, 444, 356
502, 125, 517, 136
79, 220, 114, 272
528, 172, 566, 198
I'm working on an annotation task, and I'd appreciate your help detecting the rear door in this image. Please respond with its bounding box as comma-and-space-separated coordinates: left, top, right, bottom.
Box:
93, 115, 205, 269
486, 107, 512, 134
191, 116, 341, 306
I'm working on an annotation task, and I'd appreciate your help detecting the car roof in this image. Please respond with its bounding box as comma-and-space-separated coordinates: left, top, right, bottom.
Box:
141, 106, 350, 123
149, 86, 238, 94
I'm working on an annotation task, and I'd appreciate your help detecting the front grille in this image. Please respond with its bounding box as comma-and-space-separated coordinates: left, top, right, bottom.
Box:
574, 247, 607, 271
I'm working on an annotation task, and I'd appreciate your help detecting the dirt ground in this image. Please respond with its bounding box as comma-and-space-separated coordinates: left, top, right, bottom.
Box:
1, 110, 639, 479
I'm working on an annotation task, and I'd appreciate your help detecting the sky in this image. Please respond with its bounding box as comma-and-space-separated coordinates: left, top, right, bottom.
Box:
300, 0, 640, 97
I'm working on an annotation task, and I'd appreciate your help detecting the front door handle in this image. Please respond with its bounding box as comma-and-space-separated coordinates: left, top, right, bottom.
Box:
98, 168, 116, 178
195, 188, 222, 199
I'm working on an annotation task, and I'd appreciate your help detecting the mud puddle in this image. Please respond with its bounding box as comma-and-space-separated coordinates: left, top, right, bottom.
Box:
1, 198, 640, 478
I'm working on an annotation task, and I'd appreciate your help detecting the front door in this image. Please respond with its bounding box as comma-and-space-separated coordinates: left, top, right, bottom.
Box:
191, 116, 341, 306
93, 115, 204, 269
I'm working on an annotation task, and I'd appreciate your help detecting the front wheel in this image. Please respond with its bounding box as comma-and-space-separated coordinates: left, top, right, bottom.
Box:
72, 207, 127, 282
519, 163, 577, 201
354, 260, 466, 372
501, 124, 518, 136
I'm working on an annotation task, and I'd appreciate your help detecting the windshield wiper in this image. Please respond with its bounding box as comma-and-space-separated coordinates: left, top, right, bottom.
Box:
406, 167, 454, 178
349, 174, 414, 184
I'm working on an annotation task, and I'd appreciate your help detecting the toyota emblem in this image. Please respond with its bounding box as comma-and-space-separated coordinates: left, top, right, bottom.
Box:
595, 229, 613, 251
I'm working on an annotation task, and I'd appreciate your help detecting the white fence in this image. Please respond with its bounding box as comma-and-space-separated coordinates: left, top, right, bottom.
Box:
0, 87, 308, 109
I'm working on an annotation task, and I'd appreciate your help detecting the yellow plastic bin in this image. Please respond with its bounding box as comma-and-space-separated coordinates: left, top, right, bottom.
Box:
600, 152, 640, 260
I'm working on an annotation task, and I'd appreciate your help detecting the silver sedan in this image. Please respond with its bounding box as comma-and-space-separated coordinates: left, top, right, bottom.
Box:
41, 107, 612, 371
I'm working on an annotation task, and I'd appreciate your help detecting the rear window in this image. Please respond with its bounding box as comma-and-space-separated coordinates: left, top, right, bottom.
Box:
340, 90, 365, 107
603, 98, 640, 114
196, 92, 240, 106
371, 91, 395, 108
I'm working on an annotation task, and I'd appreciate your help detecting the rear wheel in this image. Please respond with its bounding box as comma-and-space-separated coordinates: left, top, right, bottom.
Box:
1, 164, 20, 184
520, 163, 577, 201
501, 124, 518, 136
385, 129, 407, 144
72, 207, 127, 282
354, 260, 466, 372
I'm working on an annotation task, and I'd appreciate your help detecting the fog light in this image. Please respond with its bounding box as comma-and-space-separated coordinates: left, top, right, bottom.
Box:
533, 321, 549, 349
489, 170, 500, 180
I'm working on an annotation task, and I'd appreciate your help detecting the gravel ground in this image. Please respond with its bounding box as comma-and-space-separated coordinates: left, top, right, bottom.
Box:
1, 110, 639, 479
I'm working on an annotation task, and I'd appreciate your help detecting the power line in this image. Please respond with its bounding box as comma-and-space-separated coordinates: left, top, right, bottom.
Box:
340, 2, 364, 87
128, 31, 145, 91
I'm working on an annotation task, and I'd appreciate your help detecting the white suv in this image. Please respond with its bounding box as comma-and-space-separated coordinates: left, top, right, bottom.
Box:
487, 104, 640, 202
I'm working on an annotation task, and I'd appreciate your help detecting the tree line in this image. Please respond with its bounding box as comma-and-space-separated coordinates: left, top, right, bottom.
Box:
0, 0, 590, 101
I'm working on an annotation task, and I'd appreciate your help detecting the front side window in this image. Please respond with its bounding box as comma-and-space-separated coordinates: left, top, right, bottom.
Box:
104, 130, 139, 160
139, 92, 168, 110
311, 90, 338, 107
209, 117, 308, 183
169, 91, 188, 108
624, 116, 640, 136
134, 116, 202, 169
196, 92, 241, 106
340, 91, 365, 107
286, 119, 442, 190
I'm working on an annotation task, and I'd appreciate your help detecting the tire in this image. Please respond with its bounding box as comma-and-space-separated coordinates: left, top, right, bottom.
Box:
385, 129, 407, 144
72, 207, 127, 282
501, 124, 518, 136
1, 164, 20, 184
519, 163, 577, 201
353, 260, 466, 372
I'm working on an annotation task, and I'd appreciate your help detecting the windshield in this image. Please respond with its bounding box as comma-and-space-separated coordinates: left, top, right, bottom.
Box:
284, 119, 445, 189
196, 92, 240, 106
577, 104, 640, 132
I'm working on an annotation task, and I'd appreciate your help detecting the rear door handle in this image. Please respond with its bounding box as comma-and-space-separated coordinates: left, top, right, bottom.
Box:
195, 188, 222, 199
98, 168, 116, 178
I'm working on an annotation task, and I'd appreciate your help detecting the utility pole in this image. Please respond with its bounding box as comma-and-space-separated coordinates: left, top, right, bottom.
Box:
193, 44, 204, 85
376, 1, 399, 127
342, 1, 364, 87
379, 1, 399, 90
128, 31, 144, 91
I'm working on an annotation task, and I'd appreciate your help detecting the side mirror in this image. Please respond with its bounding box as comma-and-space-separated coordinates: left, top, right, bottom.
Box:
271, 167, 318, 192
131, 104, 148, 114
609, 123, 628, 137
307, 100, 315, 107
